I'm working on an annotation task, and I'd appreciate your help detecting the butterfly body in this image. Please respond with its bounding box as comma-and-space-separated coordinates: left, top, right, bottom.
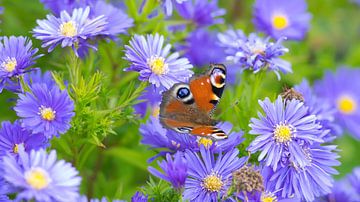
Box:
159, 64, 227, 140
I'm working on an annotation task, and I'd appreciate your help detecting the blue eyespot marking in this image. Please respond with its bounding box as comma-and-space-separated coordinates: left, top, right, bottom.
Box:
177, 87, 190, 99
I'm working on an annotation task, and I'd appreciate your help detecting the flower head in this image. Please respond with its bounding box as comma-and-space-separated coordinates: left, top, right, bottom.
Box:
265, 144, 340, 201
1, 147, 81, 202
253, 0, 311, 40
134, 86, 162, 117
140, 116, 244, 157
33, 7, 107, 56
248, 96, 324, 170
0, 120, 47, 157
177, 28, 226, 67
124, 34, 193, 90
131, 191, 148, 202
175, 0, 225, 27
295, 80, 342, 142
148, 152, 187, 189
161, 0, 188, 16
183, 147, 246, 201
314, 67, 360, 140
222, 33, 291, 79
14, 83, 74, 139
0, 36, 41, 93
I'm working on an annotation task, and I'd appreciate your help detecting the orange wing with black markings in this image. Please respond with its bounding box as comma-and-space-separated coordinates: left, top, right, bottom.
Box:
159, 64, 227, 140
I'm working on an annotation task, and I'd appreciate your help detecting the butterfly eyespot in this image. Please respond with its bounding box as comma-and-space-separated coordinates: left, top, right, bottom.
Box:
177, 87, 190, 99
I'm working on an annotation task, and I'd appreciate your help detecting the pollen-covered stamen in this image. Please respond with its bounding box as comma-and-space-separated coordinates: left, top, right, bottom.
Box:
261, 192, 277, 202
25, 167, 52, 190
272, 14, 289, 30
1, 57, 17, 72
337, 95, 357, 115
198, 137, 213, 148
249, 40, 266, 55
147, 55, 169, 75
202, 173, 223, 192
273, 123, 293, 143
39, 106, 56, 121
13, 143, 19, 153
60, 21, 77, 37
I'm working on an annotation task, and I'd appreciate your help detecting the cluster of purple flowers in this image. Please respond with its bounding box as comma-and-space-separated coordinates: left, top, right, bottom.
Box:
0, 34, 79, 200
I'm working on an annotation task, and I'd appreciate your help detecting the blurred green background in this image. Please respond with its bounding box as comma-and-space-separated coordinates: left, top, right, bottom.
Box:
1, 0, 360, 200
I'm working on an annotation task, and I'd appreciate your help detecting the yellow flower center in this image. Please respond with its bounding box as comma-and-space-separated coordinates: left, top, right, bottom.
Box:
39, 106, 56, 121
60, 21, 77, 37
262, 196, 274, 202
13, 144, 19, 153
25, 167, 51, 190
152, 106, 160, 117
272, 14, 289, 30
274, 124, 292, 143
198, 138, 213, 148
2, 57, 17, 72
337, 95, 357, 115
202, 174, 223, 192
147, 56, 168, 75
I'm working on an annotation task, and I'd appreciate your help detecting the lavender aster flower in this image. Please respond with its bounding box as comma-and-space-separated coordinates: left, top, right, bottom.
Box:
140, 116, 244, 155
89, 0, 133, 38
148, 152, 187, 189
248, 96, 324, 170
314, 67, 360, 139
124, 34, 193, 90
183, 147, 246, 201
131, 191, 148, 202
2, 147, 81, 202
0, 36, 41, 93
253, 0, 311, 40
224, 33, 291, 79
324, 179, 358, 202
23, 69, 56, 88
177, 28, 226, 67
266, 144, 340, 202
0, 120, 47, 157
294, 80, 342, 142
161, 0, 188, 16
175, 0, 225, 27
14, 83, 75, 139
348, 167, 360, 195
33, 7, 107, 56
134, 86, 162, 117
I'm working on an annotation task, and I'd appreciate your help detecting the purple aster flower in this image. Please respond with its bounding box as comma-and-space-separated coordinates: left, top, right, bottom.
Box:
314, 67, 360, 140
248, 96, 324, 170
177, 28, 226, 67
131, 191, 148, 202
148, 152, 187, 189
224, 33, 291, 80
33, 7, 107, 56
23, 69, 56, 88
89, 0, 133, 38
324, 179, 359, 202
134, 86, 162, 117
40, 0, 83, 16
0, 36, 41, 93
294, 80, 342, 142
253, 0, 311, 40
175, 0, 225, 27
348, 167, 360, 195
183, 147, 246, 201
14, 83, 75, 139
140, 116, 244, 155
266, 144, 340, 202
0, 120, 47, 157
124, 34, 193, 91
160, 0, 188, 16
1, 147, 81, 202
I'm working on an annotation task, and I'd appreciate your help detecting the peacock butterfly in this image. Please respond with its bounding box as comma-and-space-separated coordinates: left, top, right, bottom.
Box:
159, 64, 228, 140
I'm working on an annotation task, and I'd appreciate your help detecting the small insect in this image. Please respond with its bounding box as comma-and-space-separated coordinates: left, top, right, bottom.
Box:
159, 64, 228, 140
